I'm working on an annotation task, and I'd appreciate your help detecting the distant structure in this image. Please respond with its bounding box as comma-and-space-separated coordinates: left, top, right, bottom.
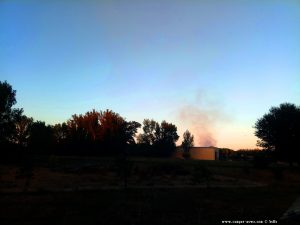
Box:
189, 147, 219, 160
175, 146, 219, 160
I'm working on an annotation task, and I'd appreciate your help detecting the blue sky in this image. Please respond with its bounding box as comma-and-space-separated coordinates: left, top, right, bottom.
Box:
1, 0, 299, 149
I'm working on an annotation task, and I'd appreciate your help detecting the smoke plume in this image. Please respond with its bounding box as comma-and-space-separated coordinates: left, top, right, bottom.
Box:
177, 92, 228, 147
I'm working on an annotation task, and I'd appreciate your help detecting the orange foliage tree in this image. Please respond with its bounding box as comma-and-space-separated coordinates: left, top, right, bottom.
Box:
61, 109, 140, 154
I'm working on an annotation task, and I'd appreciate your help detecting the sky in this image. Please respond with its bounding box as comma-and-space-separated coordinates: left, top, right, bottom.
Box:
1, 0, 300, 150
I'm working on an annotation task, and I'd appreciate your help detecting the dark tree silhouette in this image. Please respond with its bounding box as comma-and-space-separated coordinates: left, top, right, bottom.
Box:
28, 121, 54, 153
12, 115, 33, 147
122, 121, 141, 145
0, 81, 23, 145
254, 103, 300, 164
137, 119, 160, 145
158, 120, 179, 146
181, 130, 194, 153
138, 119, 179, 156
53, 122, 68, 144
98, 110, 141, 153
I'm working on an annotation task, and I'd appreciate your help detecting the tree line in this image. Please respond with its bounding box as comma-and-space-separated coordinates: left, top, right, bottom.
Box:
1, 80, 300, 163
0, 81, 182, 157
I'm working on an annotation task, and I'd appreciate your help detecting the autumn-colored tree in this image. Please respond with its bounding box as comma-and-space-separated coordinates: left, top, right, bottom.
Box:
67, 114, 89, 143
65, 109, 140, 154
98, 110, 140, 151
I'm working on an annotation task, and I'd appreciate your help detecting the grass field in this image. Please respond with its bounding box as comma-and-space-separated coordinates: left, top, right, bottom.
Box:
1, 156, 300, 224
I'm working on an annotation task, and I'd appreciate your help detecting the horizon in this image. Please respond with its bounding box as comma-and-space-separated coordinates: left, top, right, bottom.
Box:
1, 0, 300, 150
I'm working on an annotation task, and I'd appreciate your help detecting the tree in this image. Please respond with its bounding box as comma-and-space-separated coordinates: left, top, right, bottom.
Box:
0, 81, 22, 145
12, 115, 33, 147
181, 130, 194, 153
98, 110, 140, 152
53, 122, 69, 144
28, 121, 54, 153
0, 81, 16, 114
122, 121, 141, 145
67, 110, 101, 147
138, 119, 179, 156
65, 109, 141, 155
254, 103, 300, 164
137, 119, 160, 145
158, 120, 179, 147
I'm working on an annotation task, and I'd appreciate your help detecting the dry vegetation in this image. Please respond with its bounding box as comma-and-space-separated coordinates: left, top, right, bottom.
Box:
1, 156, 300, 225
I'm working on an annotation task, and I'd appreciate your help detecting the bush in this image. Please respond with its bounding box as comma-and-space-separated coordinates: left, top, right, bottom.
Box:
252, 151, 274, 169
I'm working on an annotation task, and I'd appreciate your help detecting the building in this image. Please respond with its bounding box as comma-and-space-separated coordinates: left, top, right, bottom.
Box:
189, 147, 219, 160
175, 146, 219, 160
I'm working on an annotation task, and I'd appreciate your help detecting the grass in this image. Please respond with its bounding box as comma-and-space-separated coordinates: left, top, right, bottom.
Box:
1, 155, 300, 224
0, 187, 298, 225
